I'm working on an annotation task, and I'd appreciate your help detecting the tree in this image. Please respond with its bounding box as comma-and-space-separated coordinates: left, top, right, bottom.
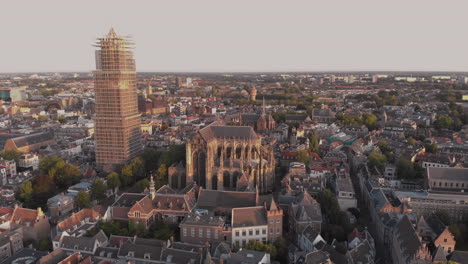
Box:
362, 113, 379, 131
135, 179, 150, 193
434, 114, 454, 130
0, 149, 21, 163
244, 241, 278, 260
296, 150, 310, 165
121, 164, 134, 186
154, 164, 168, 190
19, 181, 33, 203
308, 130, 319, 153
91, 179, 107, 202
130, 157, 145, 180
58, 116, 67, 124
141, 148, 161, 173
397, 159, 417, 180
107, 172, 121, 192
425, 143, 438, 154
39, 156, 64, 175
34, 238, 52, 251
406, 136, 416, 145
368, 151, 387, 171
38, 115, 48, 121
54, 164, 82, 188
76, 191, 90, 209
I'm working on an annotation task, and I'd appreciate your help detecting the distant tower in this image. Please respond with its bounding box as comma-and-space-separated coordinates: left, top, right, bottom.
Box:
257, 97, 267, 132
250, 87, 257, 101
94, 28, 142, 170
150, 173, 156, 199
147, 83, 153, 95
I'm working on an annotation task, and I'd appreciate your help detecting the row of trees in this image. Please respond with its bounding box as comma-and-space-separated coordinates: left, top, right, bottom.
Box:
86, 220, 177, 241
336, 112, 380, 131
317, 189, 352, 242
18, 156, 84, 209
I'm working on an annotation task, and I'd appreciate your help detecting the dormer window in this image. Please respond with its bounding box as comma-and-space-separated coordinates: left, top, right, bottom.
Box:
128, 251, 134, 257
144, 253, 151, 259
135, 211, 140, 218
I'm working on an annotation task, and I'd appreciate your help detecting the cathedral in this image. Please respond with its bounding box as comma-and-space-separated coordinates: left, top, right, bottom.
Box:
169, 123, 276, 193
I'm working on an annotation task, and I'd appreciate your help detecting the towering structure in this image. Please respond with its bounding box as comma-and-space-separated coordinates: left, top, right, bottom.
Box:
94, 28, 142, 169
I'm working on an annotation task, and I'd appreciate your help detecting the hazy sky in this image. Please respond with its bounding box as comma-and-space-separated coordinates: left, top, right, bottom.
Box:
1, 0, 467, 72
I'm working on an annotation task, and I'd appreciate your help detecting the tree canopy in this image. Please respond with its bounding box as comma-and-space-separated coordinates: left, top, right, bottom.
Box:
76, 191, 90, 209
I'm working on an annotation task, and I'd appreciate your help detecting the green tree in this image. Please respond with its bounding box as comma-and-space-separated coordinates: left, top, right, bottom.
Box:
296, 150, 310, 164
154, 164, 168, 190
397, 159, 417, 180
406, 136, 417, 145
368, 151, 387, 171
130, 157, 145, 180
107, 172, 121, 192
76, 191, 90, 209
19, 181, 33, 203
121, 164, 134, 186
308, 130, 319, 153
38, 115, 48, 121
425, 143, 438, 153
135, 179, 150, 193
362, 113, 379, 131
34, 238, 52, 251
58, 116, 67, 124
0, 149, 21, 163
244, 241, 278, 260
39, 156, 64, 175
54, 164, 82, 188
434, 114, 454, 130
91, 179, 107, 202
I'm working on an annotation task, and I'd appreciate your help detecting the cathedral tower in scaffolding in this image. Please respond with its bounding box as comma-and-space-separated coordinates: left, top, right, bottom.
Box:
94, 28, 142, 170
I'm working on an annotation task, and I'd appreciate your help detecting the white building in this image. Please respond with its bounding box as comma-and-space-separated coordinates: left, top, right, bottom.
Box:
231, 206, 269, 248
18, 153, 39, 170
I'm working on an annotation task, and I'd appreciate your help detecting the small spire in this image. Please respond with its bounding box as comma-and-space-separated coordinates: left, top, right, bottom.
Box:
262, 96, 266, 115
107, 27, 117, 37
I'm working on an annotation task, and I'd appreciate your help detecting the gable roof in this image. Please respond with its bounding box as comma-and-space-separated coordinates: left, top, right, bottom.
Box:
199, 125, 258, 141
197, 189, 256, 211
232, 206, 267, 228
57, 208, 101, 233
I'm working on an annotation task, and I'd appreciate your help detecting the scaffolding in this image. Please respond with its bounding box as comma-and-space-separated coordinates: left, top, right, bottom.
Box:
93, 28, 142, 168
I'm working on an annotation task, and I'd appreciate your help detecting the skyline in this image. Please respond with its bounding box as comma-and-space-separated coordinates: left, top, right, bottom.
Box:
1, 0, 468, 73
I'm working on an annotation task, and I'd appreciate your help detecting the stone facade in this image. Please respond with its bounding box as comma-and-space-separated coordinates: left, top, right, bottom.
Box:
183, 124, 275, 193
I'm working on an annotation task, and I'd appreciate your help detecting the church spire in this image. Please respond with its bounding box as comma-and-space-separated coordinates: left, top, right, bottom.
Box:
150, 172, 156, 200
262, 96, 266, 115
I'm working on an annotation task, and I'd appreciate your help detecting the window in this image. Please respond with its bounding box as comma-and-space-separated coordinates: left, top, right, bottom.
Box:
277, 228, 280, 234
249, 230, 253, 236
444, 238, 447, 242
214, 230, 219, 239
448, 247, 451, 253
276, 219, 280, 223
207, 229, 211, 239
255, 230, 259, 235
242, 230, 246, 236
235, 231, 240, 237
191, 228, 195, 237
270, 228, 273, 233
262, 229, 266, 234
183, 227, 187, 236
199, 228, 203, 237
